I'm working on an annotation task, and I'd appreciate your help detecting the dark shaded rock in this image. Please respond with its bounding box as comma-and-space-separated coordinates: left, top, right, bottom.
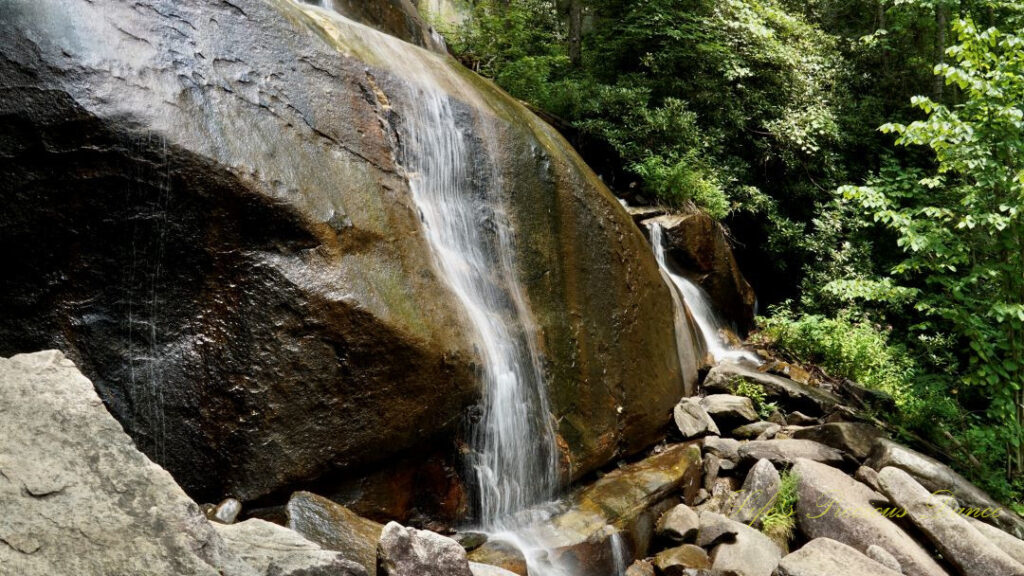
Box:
656, 504, 700, 543
791, 459, 948, 576
674, 398, 720, 439
787, 412, 820, 426
0, 0, 693, 502
737, 440, 847, 468
732, 421, 780, 440
703, 362, 841, 416
839, 379, 897, 412
377, 522, 473, 576
866, 439, 1024, 537
877, 467, 1024, 576
0, 351, 251, 576
777, 538, 902, 576
699, 512, 781, 576
330, 0, 447, 52
703, 455, 721, 492
654, 544, 710, 573
214, 519, 367, 576
454, 532, 489, 552
625, 205, 666, 225
792, 423, 883, 461
644, 212, 757, 332
730, 459, 780, 527
286, 491, 383, 576
700, 394, 758, 426
866, 544, 903, 574
854, 466, 882, 492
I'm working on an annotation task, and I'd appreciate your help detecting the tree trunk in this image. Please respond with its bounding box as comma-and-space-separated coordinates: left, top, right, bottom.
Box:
568, 0, 582, 67
934, 3, 948, 101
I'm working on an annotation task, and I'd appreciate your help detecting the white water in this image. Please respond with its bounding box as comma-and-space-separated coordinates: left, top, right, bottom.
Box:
609, 531, 630, 576
649, 222, 760, 364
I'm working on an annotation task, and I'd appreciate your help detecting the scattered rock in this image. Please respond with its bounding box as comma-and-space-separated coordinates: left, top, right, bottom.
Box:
704, 363, 841, 416
877, 467, 1024, 576
703, 437, 742, 461
730, 459, 780, 527
737, 439, 847, 468
211, 498, 243, 525
626, 206, 667, 224
776, 537, 902, 576
787, 412, 820, 426
732, 421, 781, 440
454, 532, 489, 552
768, 410, 788, 426
286, 491, 383, 576
625, 559, 656, 576
674, 398, 721, 439
377, 522, 474, 576
866, 544, 903, 574
792, 423, 883, 461
699, 512, 781, 576
0, 351, 251, 576
839, 379, 897, 412
700, 394, 759, 425
854, 466, 882, 492
791, 459, 949, 576
703, 454, 722, 492
656, 504, 700, 543
214, 519, 367, 576
655, 544, 711, 573
467, 540, 528, 576
867, 439, 1024, 537
967, 516, 1024, 566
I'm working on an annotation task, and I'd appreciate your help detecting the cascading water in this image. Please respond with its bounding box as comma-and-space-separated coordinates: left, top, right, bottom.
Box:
648, 222, 760, 364
285, 0, 564, 558
609, 531, 630, 576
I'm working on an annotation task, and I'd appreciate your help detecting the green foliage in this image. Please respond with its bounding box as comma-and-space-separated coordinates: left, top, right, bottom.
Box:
761, 469, 799, 542
733, 378, 778, 419
841, 17, 1024, 475
757, 307, 916, 403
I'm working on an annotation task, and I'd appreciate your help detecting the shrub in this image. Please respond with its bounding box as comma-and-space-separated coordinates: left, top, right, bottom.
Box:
761, 469, 798, 542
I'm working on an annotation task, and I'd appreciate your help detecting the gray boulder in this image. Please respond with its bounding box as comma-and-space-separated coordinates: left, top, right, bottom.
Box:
792, 422, 883, 461
966, 516, 1024, 566
867, 439, 1024, 537
730, 459, 780, 526
854, 466, 882, 492
469, 562, 520, 576
703, 436, 742, 462
866, 545, 903, 573
699, 512, 781, 576
776, 538, 902, 576
214, 519, 367, 576
377, 522, 474, 576
700, 394, 759, 424
877, 467, 1024, 576
0, 351, 251, 576
674, 398, 721, 439
625, 559, 656, 576
287, 491, 383, 576
791, 458, 948, 576
656, 504, 700, 543
737, 439, 847, 468
212, 498, 244, 525
732, 421, 781, 440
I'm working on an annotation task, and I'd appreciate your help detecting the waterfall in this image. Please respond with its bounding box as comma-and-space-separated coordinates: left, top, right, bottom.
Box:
286, 0, 558, 530
648, 222, 760, 364
609, 531, 630, 576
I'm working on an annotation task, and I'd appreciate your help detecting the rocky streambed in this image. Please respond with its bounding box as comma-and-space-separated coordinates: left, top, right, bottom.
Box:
4, 349, 1024, 576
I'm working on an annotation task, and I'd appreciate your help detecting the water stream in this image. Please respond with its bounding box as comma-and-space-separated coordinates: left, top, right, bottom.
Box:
649, 221, 760, 364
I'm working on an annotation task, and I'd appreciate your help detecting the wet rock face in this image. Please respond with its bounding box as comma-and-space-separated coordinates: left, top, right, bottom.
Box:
644, 212, 756, 333
0, 0, 688, 504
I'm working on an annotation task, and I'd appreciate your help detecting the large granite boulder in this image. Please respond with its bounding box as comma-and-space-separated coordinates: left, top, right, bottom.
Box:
643, 212, 757, 332
0, 350, 249, 576
737, 439, 848, 469
867, 439, 1024, 537
730, 459, 780, 526
698, 512, 781, 576
791, 459, 948, 576
792, 423, 883, 461
0, 0, 694, 503
877, 467, 1024, 576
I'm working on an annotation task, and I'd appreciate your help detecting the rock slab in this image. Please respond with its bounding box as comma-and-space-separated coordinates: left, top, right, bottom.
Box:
215, 519, 367, 576
776, 537, 902, 576
377, 522, 473, 576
